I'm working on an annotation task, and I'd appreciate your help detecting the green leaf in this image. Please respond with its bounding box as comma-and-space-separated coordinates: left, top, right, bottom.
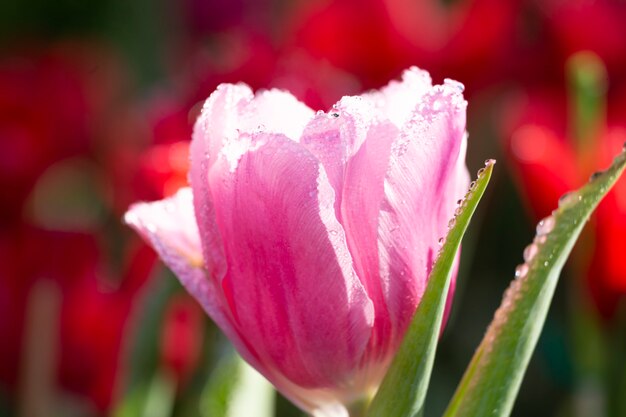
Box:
443, 148, 626, 417
201, 350, 275, 417
142, 372, 177, 417
366, 160, 496, 417
567, 51, 607, 150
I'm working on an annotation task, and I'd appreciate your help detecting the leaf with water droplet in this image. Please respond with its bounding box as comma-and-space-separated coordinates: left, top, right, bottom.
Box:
366, 161, 495, 417
522, 243, 538, 263
514, 264, 529, 279
442, 149, 626, 417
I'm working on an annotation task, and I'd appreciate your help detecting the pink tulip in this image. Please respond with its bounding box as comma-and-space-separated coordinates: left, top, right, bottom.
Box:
125, 67, 469, 416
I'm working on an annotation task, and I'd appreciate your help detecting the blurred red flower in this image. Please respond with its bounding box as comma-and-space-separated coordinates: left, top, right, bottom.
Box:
0, 46, 90, 223
539, 0, 626, 81
159, 294, 204, 385
287, 0, 521, 93
0, 227, 156, 412
0, 41, 146, 225
503, 87, 626, 318
0, 42, 161, 413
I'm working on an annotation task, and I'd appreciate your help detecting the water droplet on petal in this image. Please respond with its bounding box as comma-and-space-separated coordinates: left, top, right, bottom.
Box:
536, 215, 555, 236
444, 78, 465, 92
316, 110, 324, 116
515, 263, 529, 279
523, 243, 539, 262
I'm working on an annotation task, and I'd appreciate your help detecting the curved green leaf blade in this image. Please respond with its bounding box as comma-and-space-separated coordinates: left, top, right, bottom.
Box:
443, 148, 626, 417
366, 160, 496, 417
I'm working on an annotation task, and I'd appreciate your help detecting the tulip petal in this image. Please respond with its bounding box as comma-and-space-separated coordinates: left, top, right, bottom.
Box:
298, 66, 434, 217
123, 189, 270, 378
377, 81, 469, 342
300, 95, 377, 218
208, 132, 374, 388
190, 84, 314, 282
273, 94, 402, 375
362, 66, 434, 127
299, 70, 468, 363
339, 121, 399, 361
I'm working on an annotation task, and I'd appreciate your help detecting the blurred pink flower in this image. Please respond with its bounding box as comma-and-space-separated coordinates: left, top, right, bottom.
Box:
125, 67, 469, 416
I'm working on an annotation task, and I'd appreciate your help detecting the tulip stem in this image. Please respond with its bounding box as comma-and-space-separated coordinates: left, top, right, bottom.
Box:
567, 51, 607, 165
607, 303, 626, 417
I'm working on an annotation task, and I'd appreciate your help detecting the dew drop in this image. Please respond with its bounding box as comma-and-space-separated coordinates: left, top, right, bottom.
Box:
558, 192, 582, 208
438, 237, 444, 246
330, 112, 340, 118
477, 167, 485, 177
523, 243, 539, 262
484, 159, 496, 166
316, 110, 324, 116
514, 263, 529, 279
454, 206, 463, 216
534, 235, 547, 245
536, 215, 555, 236
469, 181, 477, 191
448, 217, 456, 229
589, 171, 603, 182
457, 199, 463, 206
543, 261, 549, 267
444, 78, 465, 92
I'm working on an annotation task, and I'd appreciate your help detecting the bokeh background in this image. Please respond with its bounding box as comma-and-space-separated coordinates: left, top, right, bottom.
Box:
2, 0, 626, 416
